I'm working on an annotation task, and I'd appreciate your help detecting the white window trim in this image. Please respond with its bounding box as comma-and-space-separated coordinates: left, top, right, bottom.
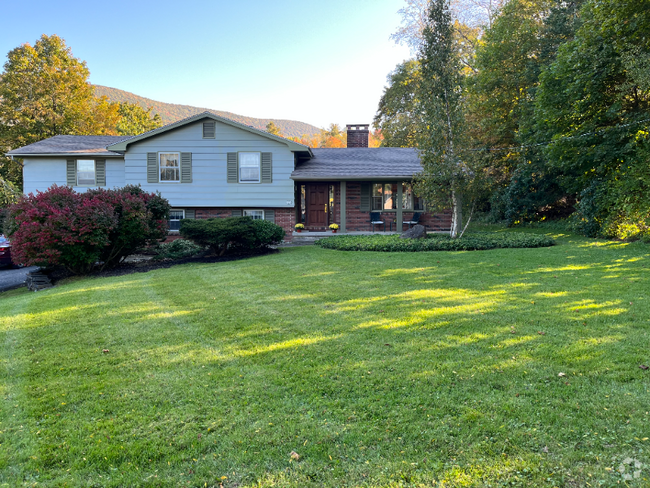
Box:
243, 209, 265, 220
76, 159, 96, 187
238, 152, 261, 184
168, 209, 185, 233
159, 152, 181, 183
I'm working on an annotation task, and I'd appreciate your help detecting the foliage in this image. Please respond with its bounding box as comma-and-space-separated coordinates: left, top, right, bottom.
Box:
374, 60, 422, 148
153, 238, 205, 261
415, 0, 485, 237
180, 216, 284, 256
116, 102, 162, 136
329, 223, 339, 230
265, 121, 283, 137
0, 35, 121, 189
4, 185, 169, 274
94, 85, 321, 139
295, 223, 305, 230
316, 231, 554, 251
2, 233, 648, 486
85, 185, 170, 269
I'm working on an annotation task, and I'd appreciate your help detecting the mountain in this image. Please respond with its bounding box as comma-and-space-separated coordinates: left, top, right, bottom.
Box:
93, 85, 321, 138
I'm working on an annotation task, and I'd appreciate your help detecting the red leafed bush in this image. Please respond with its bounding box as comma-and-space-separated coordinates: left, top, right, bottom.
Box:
4, 185, 170, 274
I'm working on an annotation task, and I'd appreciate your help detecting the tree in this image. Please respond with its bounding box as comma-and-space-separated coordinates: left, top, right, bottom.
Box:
535, 0, 650, 237
265, 121, 283, 137
391, 0, 505, 54
116, 102, 163, 136
374, 60, 423, 147
415, 0, 483, 238
0, 34, 121, 189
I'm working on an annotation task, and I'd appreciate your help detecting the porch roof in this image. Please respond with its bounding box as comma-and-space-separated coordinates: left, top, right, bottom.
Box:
292, 147, 422, 181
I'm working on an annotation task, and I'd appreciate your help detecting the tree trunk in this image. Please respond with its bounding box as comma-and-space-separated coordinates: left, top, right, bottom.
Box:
450, 190, 463, 238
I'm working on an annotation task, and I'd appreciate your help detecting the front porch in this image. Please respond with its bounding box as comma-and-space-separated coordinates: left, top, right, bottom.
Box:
294, 181, 452, 234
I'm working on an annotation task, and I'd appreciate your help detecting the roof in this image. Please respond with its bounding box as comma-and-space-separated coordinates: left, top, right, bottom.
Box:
107, 111, 313, 155
291, 147, 423, 180
6, 135, 131, 157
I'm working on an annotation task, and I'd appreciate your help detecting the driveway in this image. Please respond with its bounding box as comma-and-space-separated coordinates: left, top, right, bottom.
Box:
0, 266, 39, 293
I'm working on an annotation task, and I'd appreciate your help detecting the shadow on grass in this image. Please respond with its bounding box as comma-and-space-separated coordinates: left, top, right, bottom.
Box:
0, 241, 648, 486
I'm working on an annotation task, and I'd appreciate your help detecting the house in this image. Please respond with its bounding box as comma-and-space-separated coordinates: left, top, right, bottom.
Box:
7, 112, 451, 239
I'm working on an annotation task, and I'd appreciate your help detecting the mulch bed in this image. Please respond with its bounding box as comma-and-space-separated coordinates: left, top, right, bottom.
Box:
47, 249, 278, 285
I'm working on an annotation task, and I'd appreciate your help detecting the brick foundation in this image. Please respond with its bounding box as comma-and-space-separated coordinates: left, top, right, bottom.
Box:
193, 207, 296, 241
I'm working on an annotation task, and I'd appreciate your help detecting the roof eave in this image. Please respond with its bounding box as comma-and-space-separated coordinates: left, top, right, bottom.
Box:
6, 152, 124, 158
291, 175, 417, 181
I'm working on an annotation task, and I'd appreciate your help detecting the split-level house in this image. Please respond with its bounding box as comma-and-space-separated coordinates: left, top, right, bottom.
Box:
7, 112, 451, 240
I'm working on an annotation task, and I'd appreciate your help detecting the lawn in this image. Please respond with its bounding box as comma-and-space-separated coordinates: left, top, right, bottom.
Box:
0, 230, 649, 487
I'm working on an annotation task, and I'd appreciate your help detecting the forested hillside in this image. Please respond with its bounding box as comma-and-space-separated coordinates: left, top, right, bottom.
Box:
94, 85, 320, 138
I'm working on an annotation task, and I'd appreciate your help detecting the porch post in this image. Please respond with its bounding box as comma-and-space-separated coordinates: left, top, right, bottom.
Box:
396, 182, 403, 233
340, 181, 347, 233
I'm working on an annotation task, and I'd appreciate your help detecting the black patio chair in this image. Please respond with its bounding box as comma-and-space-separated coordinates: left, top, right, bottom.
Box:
403, 212, 421, 228
370, 212, 385, 232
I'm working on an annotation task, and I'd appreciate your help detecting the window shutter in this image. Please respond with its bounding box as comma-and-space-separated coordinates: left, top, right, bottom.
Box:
147, 153, 159, 183
261, 152, 272, 183
181, 152, 192, 183
185, 209, 195, 219
360, 183, 371, 212
66, 160, 76, 186
95, 159, 106, 186
203, 121, 215, 139
227, 153, 238, 183
231, 209, 242, 217
264, 210, 275, 223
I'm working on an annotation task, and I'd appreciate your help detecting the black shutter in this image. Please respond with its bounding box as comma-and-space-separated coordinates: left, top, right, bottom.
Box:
227, 153, 238, 183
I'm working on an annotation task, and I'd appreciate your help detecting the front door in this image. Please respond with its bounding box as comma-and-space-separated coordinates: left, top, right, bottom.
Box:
306, 184, 328, 229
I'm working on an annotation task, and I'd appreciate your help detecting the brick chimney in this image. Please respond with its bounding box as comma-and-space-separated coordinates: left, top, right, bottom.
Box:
346, 124, 369, 148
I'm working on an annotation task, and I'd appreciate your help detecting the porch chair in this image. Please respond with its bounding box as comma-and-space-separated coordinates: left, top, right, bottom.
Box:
370, 212, 385, 232
403, 212, 421, 228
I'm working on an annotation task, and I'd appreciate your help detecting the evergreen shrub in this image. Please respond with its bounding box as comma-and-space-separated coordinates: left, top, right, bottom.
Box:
315, 232, 555, 252
180, 217, 284, 255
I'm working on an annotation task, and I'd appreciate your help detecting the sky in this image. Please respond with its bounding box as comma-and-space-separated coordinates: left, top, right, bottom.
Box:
0, 0, 414, 130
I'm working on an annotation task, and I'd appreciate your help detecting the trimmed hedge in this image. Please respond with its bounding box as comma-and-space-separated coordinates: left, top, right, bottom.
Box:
180, 217, 285, 255
153, 239, 205, 261
315, 232, 555, 252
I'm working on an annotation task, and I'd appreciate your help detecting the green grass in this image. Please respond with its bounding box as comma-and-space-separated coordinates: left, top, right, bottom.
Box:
1, 229, 649, 487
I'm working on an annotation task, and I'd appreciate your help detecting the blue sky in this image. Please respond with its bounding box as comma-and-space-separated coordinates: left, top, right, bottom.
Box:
1, 0, 413, 130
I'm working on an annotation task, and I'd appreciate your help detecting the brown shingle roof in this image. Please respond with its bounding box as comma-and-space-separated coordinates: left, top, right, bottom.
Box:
291, 147, 422, 180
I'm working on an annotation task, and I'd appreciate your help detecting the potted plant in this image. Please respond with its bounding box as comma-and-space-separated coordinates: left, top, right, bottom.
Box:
295, 223, 305, 233
329, 223, 339, 233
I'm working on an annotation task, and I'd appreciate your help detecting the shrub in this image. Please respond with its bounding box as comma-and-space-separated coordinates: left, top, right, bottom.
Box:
87, 185, 170, 268
153, 239, 204, 261
180, 217, 285, 255
315, 232, 555, 252
4, 185, 170, 274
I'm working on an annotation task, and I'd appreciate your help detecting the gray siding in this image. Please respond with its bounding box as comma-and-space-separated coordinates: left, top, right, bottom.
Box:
23, 157, 125, 194
123, 120, 295, 208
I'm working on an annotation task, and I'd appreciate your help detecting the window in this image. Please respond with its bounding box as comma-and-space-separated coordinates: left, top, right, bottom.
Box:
371, 182, 424, 211
239, 152, 260, 183
160, 153, 180, 182
244, 209, 264, 220
76, 160, 96, 186
371, 183, 398, 211
168, 209, 185, 231
403, 183, 425, 210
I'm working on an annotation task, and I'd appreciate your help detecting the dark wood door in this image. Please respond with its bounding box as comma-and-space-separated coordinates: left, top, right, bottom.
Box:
307, 184, 328, 227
